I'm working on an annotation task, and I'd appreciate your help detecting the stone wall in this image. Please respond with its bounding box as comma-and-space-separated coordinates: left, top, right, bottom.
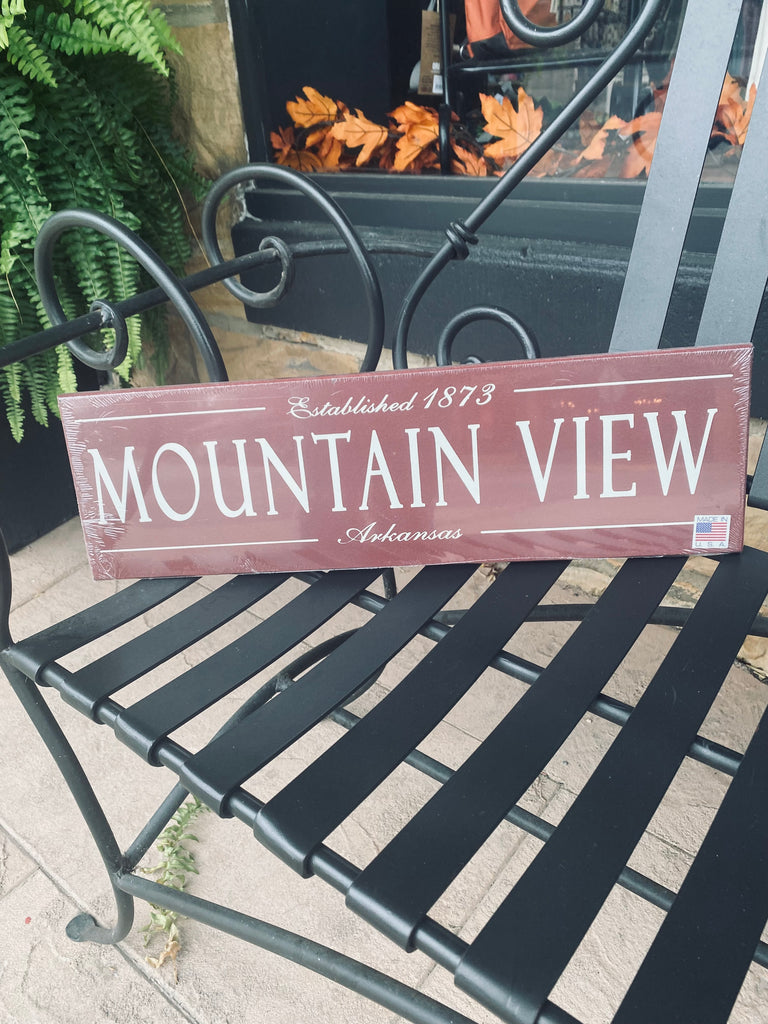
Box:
159, 0, 246, 179
148, 1, 373, 387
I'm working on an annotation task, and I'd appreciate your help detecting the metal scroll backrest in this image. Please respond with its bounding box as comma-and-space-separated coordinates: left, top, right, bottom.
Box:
394, 0, 765, 368
392, 0, 667, 368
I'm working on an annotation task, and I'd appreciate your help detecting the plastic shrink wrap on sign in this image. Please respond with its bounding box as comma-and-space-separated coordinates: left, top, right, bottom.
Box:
58, 344, 753, 581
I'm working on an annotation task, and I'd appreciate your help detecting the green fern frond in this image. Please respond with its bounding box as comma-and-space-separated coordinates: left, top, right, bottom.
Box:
5, 22, 56, 84
38, 9, 115, 60
21, 356, 49, 424
0, 74, 39, 157
73, 0, 176, 74
0, 0, 26, 51
3, 355, 21, 403
0, 0, 201, 439
1, 370, 26, 441
1, 1, 27, 18
56, 343, 77, 396
0, 162, 52, 248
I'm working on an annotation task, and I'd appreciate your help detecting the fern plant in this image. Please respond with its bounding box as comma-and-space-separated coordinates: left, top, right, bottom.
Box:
0, 0, 204, 440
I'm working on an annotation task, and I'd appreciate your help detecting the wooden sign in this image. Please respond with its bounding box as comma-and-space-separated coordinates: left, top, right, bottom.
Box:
58, 344, 752, 580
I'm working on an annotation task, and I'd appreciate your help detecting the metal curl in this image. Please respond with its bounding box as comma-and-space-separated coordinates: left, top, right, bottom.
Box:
201, 164, 385, 371
438, 105, 452, 175
82, 299, 129, 371
499, 0, 604, 47
437, 306, 539, 366
255, 236, 296, 308
34, 210, 228, 383
444, 221, 479, 261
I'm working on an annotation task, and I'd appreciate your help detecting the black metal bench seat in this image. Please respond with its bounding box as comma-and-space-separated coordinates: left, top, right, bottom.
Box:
3, 546, 768, 1023
2, 1, 768, 1022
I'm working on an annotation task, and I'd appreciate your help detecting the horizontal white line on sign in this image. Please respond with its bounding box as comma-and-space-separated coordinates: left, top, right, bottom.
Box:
112, 537, 319, 553
75, 406, 267, 423
482, 521, 694, 535
513, 373, 733, 394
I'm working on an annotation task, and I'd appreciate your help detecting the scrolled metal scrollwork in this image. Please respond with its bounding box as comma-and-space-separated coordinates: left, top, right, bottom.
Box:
444, 221, 479, 261
34, 209, 228, 382
255, 235, 296, 307
85, 299, 129, 371
499, 0, 604, 47
436, 306, 540, 366
393, 0, 665, 369
201, 164, 385, 372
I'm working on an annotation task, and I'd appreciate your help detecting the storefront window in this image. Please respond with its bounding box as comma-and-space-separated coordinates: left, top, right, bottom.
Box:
264, 0, 765, 183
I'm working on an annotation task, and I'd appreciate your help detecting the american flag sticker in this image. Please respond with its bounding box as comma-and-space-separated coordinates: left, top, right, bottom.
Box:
693, 515, 731, 549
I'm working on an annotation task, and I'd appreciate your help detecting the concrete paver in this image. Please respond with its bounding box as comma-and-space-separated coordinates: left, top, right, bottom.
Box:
0, 869, 192, 1024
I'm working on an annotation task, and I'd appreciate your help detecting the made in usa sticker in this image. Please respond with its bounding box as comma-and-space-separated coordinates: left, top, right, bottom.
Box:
692, 514, 731, 549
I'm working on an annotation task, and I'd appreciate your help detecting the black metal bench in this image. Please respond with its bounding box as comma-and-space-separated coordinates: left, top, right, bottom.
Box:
2, 0, 768, 1021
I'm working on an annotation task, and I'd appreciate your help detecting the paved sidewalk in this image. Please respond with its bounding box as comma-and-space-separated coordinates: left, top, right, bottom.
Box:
1, 520, 767, 1024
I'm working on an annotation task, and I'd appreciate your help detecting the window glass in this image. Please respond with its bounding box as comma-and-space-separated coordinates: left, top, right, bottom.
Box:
268, 0, 765, 183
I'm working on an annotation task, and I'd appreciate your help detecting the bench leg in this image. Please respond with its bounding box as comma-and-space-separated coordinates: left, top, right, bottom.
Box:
3, 664, 135, 945
118, 873, 482, 1024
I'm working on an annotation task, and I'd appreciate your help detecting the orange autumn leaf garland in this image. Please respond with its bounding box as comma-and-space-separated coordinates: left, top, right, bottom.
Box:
712, 73, 756, 147
480, 88, 543, 163
390, 102, 440, 171
273, 75, 756, 179
272, 88, 444, 173
286, 86, 340, 128
331, 111, 389, 167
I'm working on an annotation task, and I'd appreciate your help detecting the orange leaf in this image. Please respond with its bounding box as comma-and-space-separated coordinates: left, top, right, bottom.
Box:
719, 73, 743, 111
529, 147, 579, 178
393, 134, 428, 172
392, 116, 438, 172
579, 110, 601, 148
713, 77, 755, 147
305, 125, 331, 149
286, 86, 339, 128
315, 130, 345, 170
713, 75, 745, 145
619, 111, 662, 177
451, 143, 487, 176
407, 146, 439, 174
376, 137, 397, 170
480, 89, 543, 163
271, 128, 323, 172
270, 126, 296, 161
281, 149, 324, 172
578, 114, 626, 163
389, 101, 438, 131
739, 82, 757, 145
331, 110, 388, 166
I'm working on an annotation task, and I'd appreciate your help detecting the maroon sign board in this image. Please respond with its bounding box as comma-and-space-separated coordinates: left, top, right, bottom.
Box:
58, 344, 752, 580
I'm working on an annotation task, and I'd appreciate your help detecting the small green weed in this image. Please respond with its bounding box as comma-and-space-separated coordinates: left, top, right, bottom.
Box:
140, 797, 208, 979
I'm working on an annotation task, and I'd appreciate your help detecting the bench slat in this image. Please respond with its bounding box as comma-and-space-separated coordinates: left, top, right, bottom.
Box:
608, 0, 743, 354
175, 563, 479, 814
254, 559, 567, 875
614, 692, 768, 1024
11, 576, 195, 674
454, 548, 768, 1024
112, 569, 382, 763
55, 573, 290, 718
345, 556, 685, 951
695, 54, 768, 350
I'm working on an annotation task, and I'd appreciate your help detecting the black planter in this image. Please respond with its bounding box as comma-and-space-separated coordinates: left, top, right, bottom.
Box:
0, 407, 79, 555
